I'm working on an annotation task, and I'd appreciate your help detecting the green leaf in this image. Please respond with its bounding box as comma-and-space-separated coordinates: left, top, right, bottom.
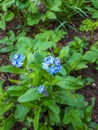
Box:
8, 30, 16, 42
50, 6, 61, 12
52, 76, 83, 90
59, 46, 70, 58
27, 15, 39, 26
7, 85, 26, 97
0, 65, 25, 74
91, 0, 98, 9
33, 107, 41, 130
0, 46, 14, 53
28, 4, 38, 13
0, 20, 5, 30
0, 103, 13, 116
39, 125, 48, 130
0, 37, 10, 45
59, 67, 67, 76
31, 72, 41, 86
14, 104, 30, 121
44, 100, 60, 114
85, 98, 95, 122
33, 52, 43, 64
18, 88, 41, 102
46, 11, 56, 19
52, 91, 87, 108
63, 107, 81, 124
1, 116, 15, 130
1, 0, 15, 11
34, 41, 55, 51
22, 128, 27, 130
83, 51, 97, 63
66, 52, 84, 71
4, 11, 14, 22
17, 36, 35, 48
49, 110, 60, 125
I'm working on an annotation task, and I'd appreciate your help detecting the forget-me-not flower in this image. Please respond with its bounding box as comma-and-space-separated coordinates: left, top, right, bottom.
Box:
37, 85, 48, 96
12, 54, 25, 67
42, 56, 62, 75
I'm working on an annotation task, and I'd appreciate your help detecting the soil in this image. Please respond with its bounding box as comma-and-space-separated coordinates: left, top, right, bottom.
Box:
0, 14, 98, 129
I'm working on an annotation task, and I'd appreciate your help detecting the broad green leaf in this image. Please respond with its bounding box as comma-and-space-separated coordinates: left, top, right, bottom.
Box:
39, 125, 48, 130
22, 128, 27, 130
0, 65, 25, 74
7, 85, 26, 97
14, 104, 30, 121
0, 37, 10, 45
66, 52, 83, 71
0, 20, 5, 30
46, 11, 56, 19
39, 125, 53, 130
83, 51, 97, 63
4, 11, 14, 21
35, 30, 65, 43
0, 103, 13, 116
1, 116, 15, 130
44, 100, 60, 114
28, 4, 38, 13
59, 67, 67, 76
91, 0, 98, 9
31, 72, 41, 86
2, 0, 15, 11
0, 46, 14, 53
52, 76, 83, 90
52, 91, 87, 108
63, 107, 81, 124
33, 107, 41, 130
18, 88, 41, 102
59, 46, 70, 58
85, 98, 95, 122
34, 41, 55, 51
49, 110, 60, 125
8, 30, 16, 42
33, 52, 43, 64
17, 36, 35, 48
27, 15, 39, 26
50, 6, 61, 12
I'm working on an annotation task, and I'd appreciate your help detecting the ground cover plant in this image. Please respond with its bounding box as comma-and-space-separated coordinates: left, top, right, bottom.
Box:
0, 0, 98, 130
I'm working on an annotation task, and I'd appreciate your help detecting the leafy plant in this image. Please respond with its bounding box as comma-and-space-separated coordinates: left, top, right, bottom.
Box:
0, 0, 89, 30
79, 18, 98, 41
0, 0, 98, 130
86, 0, 98, 19
0, 33, 97, 129
0, 11, 14, 30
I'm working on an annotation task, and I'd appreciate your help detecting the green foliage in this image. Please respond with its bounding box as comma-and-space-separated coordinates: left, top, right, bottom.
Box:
86, 0, 98, 19
0, 32, 97, 129
80, 18, 98, 32
0, 0, 98, 130
0, 11, 14, 30
0, 0, 89, 30
79, 18, 98, 41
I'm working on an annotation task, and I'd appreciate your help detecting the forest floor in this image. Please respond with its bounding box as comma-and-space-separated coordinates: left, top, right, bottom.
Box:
0, 15, 98, 129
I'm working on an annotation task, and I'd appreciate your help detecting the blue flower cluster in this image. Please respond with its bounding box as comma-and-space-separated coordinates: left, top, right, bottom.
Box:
37, 85, 48, 96
12, 54, 25, 67
42, 56, 62, 75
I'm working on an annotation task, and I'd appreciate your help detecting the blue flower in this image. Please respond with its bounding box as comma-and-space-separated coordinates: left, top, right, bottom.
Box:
12, 54, 25, 67
42, 56, 62, 75
37, 85, 48, 96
